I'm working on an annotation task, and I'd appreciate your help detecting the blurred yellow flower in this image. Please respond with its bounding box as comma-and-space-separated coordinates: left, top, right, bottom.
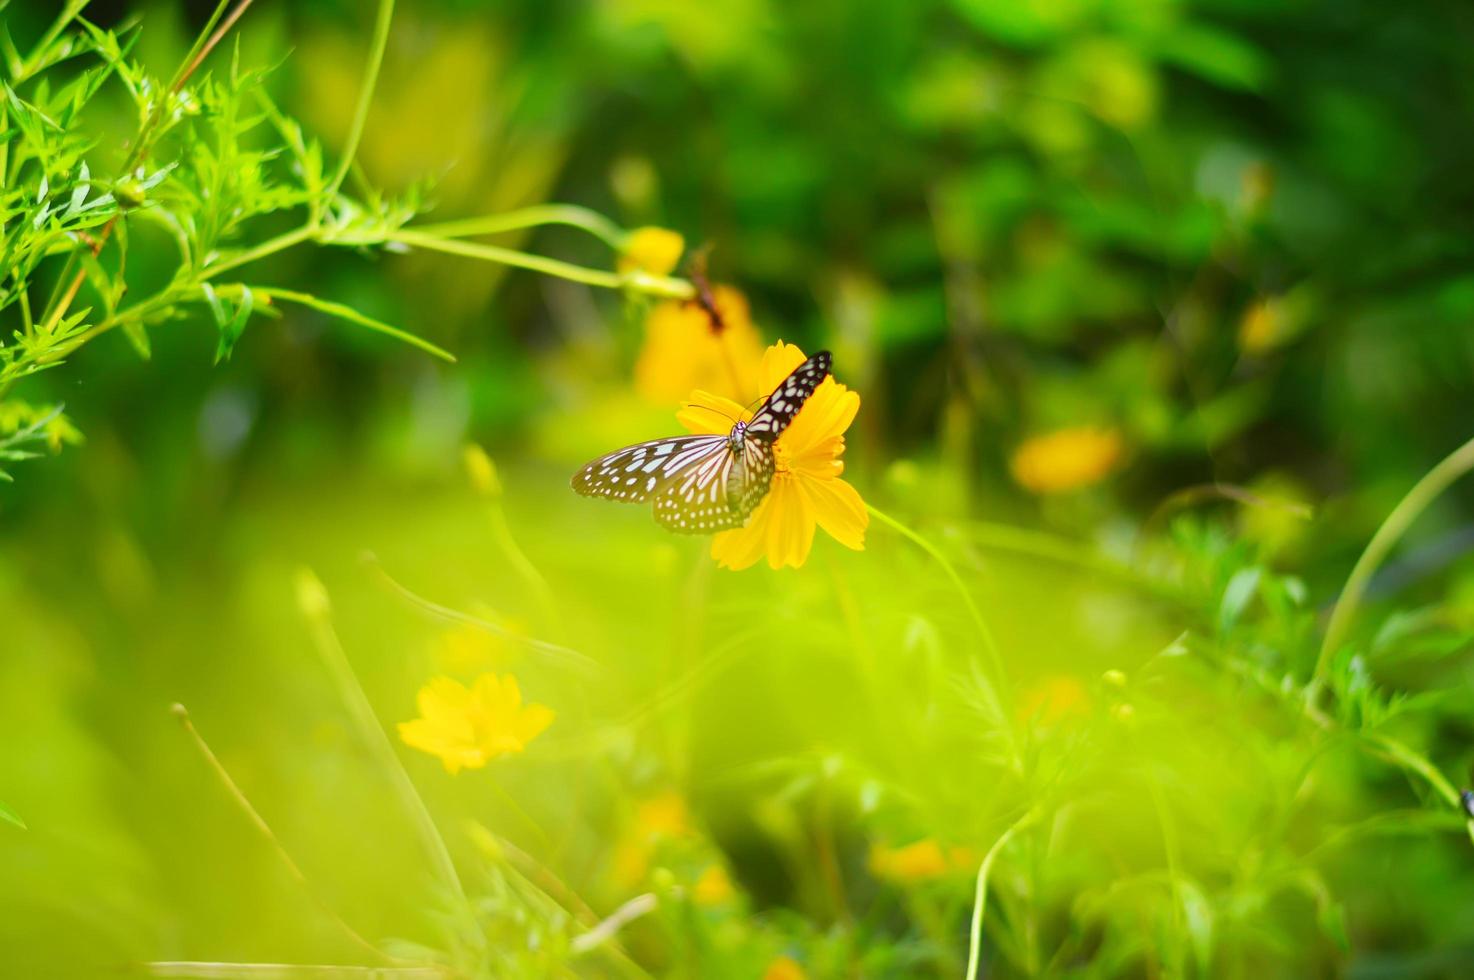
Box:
636, 790, 692, 838
1010, 426, 1123, 494
1238, 297, 1283, 354
677, 342, 868, 570
1017, 673, 1090, 725
763, 956, 808, 980
635, 284, 765, 405
868, 838, 979, 883
398, 674, 553, 774
611, 790, 695, 889
618, 226, 685, 277
692, 863, 737, 905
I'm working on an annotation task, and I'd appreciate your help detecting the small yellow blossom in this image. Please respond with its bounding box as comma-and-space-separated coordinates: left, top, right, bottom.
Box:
692, 864, 737, 905
677, 342, 868, 570
618, 226, 686, 277
1016, 674, 1091, 726
398, 674, 553, 774
1010, 426, 1124, 494
1238, 297, 1282, 354
635, 284, 765, 406
868, 838, 979, 883
611, 790, 695, 889
763, 956, 808, 980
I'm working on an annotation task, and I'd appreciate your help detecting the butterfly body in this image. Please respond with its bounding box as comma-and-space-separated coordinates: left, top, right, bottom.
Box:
572, 351, 832, 534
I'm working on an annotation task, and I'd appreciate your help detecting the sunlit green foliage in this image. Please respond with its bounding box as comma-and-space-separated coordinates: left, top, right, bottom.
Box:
4, 0, 1474, 978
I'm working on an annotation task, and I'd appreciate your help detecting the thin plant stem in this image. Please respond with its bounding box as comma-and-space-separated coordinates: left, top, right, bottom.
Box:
170, 704, 393, 964
411, 205, 625, 250
965, 807, 1040, 980
141, 965, 446, 979
294, 570, 476, 929
361, 552, 599, 672
385, 230, 694, 299
1316, 433, 1474, 685
326, 0, 394, 199
866, 504, 1009, 700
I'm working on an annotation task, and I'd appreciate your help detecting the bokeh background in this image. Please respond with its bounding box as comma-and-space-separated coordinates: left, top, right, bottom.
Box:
5, 0, 1474, 977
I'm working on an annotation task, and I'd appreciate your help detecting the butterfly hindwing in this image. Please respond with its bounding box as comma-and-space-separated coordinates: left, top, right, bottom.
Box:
652, 440, 746, 533
572, 435, 729, 502
744, 350, 831, 443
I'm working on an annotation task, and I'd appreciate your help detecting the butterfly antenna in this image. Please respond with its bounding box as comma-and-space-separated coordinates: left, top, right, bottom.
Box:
683, 402, 738, 425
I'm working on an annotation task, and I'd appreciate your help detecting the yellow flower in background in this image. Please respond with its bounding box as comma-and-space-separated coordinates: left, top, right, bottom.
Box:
1238, 297, 1283, 354
1010, 426, 1124, 494
635, 284, 765, 405
611, 790, 696, 889
1017, 674, 1090, 725
398, 674, 553, 774
868, 838, 979, 884
618, 226, 686, 277
763, 956, 808, 980
692, 863, 737, 905
677, 342, 868, 570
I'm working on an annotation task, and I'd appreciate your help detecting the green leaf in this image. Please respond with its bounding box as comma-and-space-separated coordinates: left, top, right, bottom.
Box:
1219, 567, 1262, 633
213, 284, 253, 363
252, 287, 455, 363
0, 799, 24, 830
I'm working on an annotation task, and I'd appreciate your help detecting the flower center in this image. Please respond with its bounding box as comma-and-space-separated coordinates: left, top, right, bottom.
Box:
772, 438, 793, 475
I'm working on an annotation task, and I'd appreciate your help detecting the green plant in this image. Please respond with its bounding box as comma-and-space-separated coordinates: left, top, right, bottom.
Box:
0, 0, 695, 482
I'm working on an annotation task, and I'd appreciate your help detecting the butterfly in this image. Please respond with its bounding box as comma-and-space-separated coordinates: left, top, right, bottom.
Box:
572, 351, 833, 533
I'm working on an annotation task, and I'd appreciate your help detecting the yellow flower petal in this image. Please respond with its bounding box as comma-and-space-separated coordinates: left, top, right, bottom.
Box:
763, 477, 816, 569
676, 390, 749, 435
618, 226, 685, 277
801, 476, 867, 551
399, 673, 554, 773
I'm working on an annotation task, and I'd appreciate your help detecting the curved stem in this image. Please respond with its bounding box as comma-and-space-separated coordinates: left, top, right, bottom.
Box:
326, 0, 394, 199
965, 807, 1040, 980
387, 230, 693, 299
411, 205, 626, 250
1316, 433, 1474, 685
866, 505, 1008, 698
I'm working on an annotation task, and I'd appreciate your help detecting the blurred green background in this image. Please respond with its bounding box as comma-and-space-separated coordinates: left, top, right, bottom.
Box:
5, 0, 1474, 977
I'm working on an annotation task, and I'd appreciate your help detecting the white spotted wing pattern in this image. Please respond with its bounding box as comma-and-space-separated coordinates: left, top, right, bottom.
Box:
572, 351, 832, 534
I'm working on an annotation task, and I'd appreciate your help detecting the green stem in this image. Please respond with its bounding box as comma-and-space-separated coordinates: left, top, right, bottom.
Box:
326, 0, 394, 199
867, 505, 1009, 700
965, 807, 1040, 980
412, 205, 626, 250
1315, 434, 1474, 685
294, 570, 475, 927
386, 230, 693, 299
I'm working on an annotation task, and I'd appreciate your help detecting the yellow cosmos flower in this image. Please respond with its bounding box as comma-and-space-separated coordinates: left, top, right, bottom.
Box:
1016, 674, 1090, 726
610, 790, 695, 889
692, 864, 737, 905
618, 226, 685, 277
867, 838, 979, 884
635, 284, 765, 406
398, 674, 553, 774
1238, 297, 1283, 354
1009, 426, 1124, 494
763, 956, 808, 980
676, 342, 868, 570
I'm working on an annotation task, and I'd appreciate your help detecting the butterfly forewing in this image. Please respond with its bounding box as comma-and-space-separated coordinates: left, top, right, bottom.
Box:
572, 435, 729, 502
572, 350, 834, 534
744, 350, 832, 442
